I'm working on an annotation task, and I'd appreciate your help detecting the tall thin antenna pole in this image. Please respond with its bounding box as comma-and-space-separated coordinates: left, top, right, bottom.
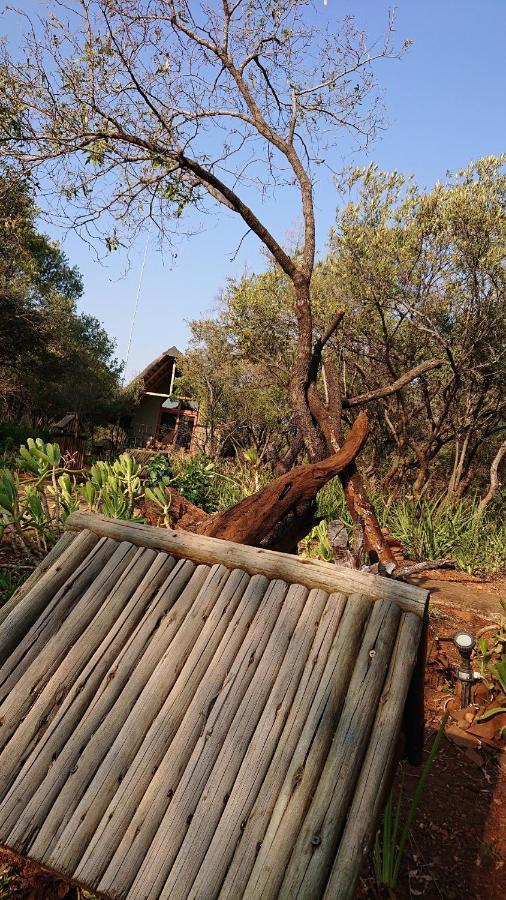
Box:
123, 230, 150, 383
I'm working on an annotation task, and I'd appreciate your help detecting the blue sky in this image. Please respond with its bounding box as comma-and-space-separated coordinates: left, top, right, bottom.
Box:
4, 1, 506, 379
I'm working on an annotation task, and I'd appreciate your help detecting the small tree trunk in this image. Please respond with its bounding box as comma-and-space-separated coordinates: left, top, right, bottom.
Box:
453, 466, 474, 499
340, 463, 396, 570
412, 445, 430, 498
290, 279, 327, 461
477, 439, 506, 516
305, 357, 396, 568
274, 432, 304, 476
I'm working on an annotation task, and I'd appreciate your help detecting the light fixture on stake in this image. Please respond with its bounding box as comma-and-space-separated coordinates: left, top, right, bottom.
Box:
452, 630, 477, 708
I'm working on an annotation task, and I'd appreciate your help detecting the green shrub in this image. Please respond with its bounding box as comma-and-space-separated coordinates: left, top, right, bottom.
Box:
387, 495, 506, 575
0, 563, 31, 607
0, 421, 50, 451
173, 455, 219, 512
145, 453, 175, 488
1, 441, 145, 559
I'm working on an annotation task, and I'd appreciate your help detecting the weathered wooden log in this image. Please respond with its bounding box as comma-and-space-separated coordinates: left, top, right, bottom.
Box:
259, 499, 318, 554
279, 599, 402, 899
0, 530, 76, 626
340, 461, 397, 569
324, 611, 423, 900
72, 567, 252, 886
189, 411, 368, 545
142, 409, 394, 566
0, 529, 99, 664
139, 583, 310, 900
95, 573, 277, 897
187, 588, 330, 900
65, 513, 428, 615
403, 608, 429, 766
240, 594, 371, 900
141, 486, 208, 530
0, 552, 179, 839
201, 591, 346, 900
140, 414, 366, 549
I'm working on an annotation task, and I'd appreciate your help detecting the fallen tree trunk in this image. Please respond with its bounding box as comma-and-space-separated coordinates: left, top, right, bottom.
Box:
189, 411, 369, 546
140, 413, 369, 553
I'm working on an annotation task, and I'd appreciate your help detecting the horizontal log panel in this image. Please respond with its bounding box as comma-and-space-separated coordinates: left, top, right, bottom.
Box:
0, 517, 427, 900
65, 512, 428, 615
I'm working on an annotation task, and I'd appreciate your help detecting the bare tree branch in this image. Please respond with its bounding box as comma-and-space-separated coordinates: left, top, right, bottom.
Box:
343, 359, 447, 408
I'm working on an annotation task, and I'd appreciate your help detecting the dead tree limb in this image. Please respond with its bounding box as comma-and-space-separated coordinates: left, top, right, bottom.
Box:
395, 559, 454, 577
342, 359, 447, 407
187, 411, 369, 546
477, 438, 506, 516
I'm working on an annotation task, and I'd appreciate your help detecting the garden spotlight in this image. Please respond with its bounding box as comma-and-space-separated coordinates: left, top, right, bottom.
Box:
452, 630, 477, 708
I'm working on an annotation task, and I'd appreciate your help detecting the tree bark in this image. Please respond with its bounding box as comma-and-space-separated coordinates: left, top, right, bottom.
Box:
340, 463, 397, 570
289, 279, 327, 462
305, 351, 396, 568
190, 411, 369, 546
143, 414, 369, 554
477, 438, 506, 515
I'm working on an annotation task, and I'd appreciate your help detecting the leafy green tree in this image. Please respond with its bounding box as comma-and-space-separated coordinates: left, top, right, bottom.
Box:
0, 168, 122, 424
0, 0, 406, 563
185, 156, 506, 503
177, 317, 291, 462
330, 157, 506, 496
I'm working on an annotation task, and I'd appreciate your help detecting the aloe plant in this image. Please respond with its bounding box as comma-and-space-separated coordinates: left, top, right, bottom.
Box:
145, 484, 172, 527
1, 441, 146, 556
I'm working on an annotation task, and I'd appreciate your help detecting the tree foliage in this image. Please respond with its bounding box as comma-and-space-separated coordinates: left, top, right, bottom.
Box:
182, 157, 506, 500
176, 315, 291, 462
0, 169, 122, 424
331, 156, 506, 496
0, 0, 408, 562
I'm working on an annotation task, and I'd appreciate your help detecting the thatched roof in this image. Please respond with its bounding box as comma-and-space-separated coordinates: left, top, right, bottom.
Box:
129, 346, 182, 393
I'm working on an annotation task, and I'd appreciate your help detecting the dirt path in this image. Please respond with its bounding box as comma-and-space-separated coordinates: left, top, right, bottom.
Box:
410, 573, 506, 622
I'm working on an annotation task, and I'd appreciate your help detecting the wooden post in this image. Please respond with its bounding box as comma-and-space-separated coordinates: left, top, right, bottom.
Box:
172, 409, 180, 450
189, 411, 198, 454
64, 512, 428, 615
